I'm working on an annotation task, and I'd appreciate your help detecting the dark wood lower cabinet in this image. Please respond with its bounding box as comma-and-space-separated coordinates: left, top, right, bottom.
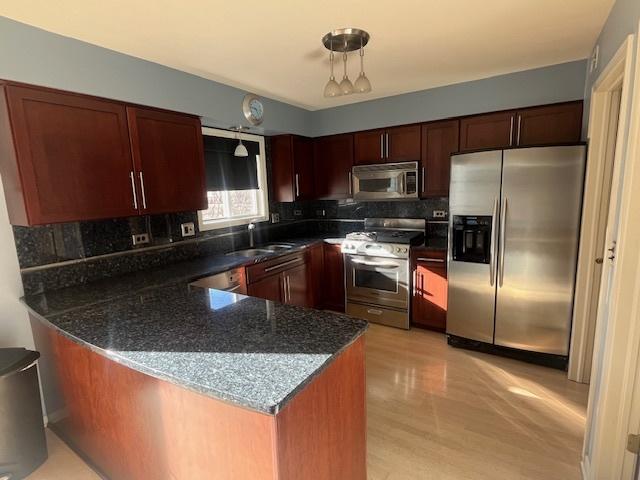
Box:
322, 243, 345, 312
306, 243, 325, 308
411, 249, 448, 331
284, 263, 310, 308
247, 274, 282, 302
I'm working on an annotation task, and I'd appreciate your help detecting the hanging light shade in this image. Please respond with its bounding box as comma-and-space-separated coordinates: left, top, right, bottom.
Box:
234, 126, 248, 157
354, 38, 372, 93
322, 28, 371, 98
323, 48, 341, 98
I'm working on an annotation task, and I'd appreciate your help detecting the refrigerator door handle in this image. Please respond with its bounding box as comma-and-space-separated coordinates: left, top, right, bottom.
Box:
490, 197, 499, 286
498, 197, 508, 287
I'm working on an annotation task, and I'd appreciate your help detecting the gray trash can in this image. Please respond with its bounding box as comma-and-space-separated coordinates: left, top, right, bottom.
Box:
0, 348, 48, 480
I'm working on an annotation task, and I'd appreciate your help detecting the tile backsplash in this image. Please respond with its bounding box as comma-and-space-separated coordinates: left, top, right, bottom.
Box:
16, 197, 448, 295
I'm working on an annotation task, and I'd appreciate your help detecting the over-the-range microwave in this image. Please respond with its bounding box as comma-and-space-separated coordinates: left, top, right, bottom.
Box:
351, 161, 419, 201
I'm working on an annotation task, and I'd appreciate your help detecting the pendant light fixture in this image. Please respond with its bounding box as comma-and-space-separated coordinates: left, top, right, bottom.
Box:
323, 38, 341, 98
354, 37, 372, 93
233, 126, 248, 157
322, 28, 371, 98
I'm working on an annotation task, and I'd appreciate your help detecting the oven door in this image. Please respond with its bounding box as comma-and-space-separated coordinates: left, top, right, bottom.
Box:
345, 254, 409, 310
352, 162, 418, 201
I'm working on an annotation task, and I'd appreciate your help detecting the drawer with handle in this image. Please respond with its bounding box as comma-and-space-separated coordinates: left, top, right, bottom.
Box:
245, 252, 306, 284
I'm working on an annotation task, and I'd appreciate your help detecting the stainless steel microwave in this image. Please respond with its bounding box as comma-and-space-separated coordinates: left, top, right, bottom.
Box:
352, 161, 419, 201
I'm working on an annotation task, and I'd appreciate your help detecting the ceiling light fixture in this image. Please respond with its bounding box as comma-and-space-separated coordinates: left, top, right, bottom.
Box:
322, 28, 371, 98
233, 126, 248, 157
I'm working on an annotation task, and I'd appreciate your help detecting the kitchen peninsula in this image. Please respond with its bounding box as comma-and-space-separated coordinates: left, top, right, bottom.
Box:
25, 243, 367, 480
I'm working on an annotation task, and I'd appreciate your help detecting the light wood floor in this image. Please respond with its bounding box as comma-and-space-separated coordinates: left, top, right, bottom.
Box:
28, 325, 589, 480
365, 324, 589, 480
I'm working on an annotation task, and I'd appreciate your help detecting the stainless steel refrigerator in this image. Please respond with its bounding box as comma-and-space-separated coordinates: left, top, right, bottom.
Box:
446, 145, 586, 357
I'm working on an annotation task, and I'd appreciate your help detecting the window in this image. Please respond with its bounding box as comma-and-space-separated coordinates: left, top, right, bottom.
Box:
198, 127, 268, 230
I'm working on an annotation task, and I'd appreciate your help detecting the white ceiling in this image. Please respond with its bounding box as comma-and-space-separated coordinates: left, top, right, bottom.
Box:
1, 0, 614, 110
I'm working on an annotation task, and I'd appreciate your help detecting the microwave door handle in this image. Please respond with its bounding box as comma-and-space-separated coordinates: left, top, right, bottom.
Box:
400, 173, 406, 194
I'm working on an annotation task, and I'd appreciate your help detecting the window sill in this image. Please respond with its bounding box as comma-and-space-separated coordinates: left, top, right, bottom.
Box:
197, 213, 270, 231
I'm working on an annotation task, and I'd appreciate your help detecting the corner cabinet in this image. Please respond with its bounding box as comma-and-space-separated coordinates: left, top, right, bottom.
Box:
313, 134, 354, 199
271, 135, 315, 202
0, 81, 206, 226
411, 248, 447, 331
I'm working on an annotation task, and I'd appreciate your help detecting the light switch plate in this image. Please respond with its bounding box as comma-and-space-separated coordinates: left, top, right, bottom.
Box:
132, 233, 150, 246
180, 222, 196, 237
293, 209, 303, 217
433, 210, 447, 219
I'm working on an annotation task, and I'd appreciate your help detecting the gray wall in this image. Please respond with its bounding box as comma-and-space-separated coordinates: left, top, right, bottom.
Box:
309, 60, 588, 137
0, 16, 311, 136
582, 0, 640, 134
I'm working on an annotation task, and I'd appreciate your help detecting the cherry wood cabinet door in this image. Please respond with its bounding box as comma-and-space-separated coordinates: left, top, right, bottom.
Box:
313, 134, 354, 199
2, 85, 138, 225
386, 125, 421, 162
515, 101, 583, 147
306, 243, 325, 308
247, 273, 283, 302
420, 120, 459, 197
354, 129, 385, 165
411, 249, 447, 331
459, 111, 515, 152
284, 263, 310, 308
270, 135, 295, 202
127, 107, 206, 215
292, 136, 315, 200
322, 243, 345, 312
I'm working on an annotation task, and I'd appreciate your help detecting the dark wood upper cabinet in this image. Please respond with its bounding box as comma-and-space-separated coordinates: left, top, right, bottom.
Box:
354, 129, 385, 165
411, 248, 447, 331
127, 107, 206, 215
459, 111, 515, 152
386, 125, 421, 162
354, 126, 421, 165
0, 84, 138, 225
0, 81, 207, 225
270, 134, 314, 202
420, 120, 459, 197
313, 134, 354, 199
515, 101, 583, 146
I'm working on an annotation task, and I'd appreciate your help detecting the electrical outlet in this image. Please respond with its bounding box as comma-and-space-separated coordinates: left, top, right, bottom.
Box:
131, 233, 150, 246
293, 209, 303, 217
433, 210, 447, 219
180, 222, 195, 237
271, 213, 280, 223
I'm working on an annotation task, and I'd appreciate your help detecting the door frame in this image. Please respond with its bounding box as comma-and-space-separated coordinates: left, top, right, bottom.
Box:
569, 35, 635, 383
579, 29, 640, 479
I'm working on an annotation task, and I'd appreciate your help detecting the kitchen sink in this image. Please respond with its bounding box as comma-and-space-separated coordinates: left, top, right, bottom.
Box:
227, 244, 294, 257
228, 248, 272, 257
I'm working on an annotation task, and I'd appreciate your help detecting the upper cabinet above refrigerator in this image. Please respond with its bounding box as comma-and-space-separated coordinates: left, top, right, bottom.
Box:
459, 101, 583, 153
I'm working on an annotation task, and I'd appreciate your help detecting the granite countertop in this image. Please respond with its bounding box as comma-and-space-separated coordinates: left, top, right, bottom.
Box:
24, 236, 367, 415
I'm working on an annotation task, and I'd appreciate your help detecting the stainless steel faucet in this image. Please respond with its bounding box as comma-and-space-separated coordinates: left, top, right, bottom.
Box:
248, 220, 257, 247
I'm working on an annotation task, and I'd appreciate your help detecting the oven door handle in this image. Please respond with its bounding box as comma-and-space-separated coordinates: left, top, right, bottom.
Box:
350, 259, 400, 269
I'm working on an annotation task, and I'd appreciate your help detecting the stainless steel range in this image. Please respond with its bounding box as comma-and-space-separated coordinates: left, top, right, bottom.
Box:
342, 218, 425, 329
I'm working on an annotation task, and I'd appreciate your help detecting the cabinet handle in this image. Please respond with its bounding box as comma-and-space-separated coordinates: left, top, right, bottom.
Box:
348, 171, 352, 195
129, 171, 138, 210
421, 167, 426, 194
380, 133, 384, 159
295, 173, 300, 198
417, 258, 445, 263
287, 275, 291, 302
385, 133, 389, 158
264, 258, 301, 273
516, 115, 522, 145
138, 171, 147, 209
509, 116, 514, 146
